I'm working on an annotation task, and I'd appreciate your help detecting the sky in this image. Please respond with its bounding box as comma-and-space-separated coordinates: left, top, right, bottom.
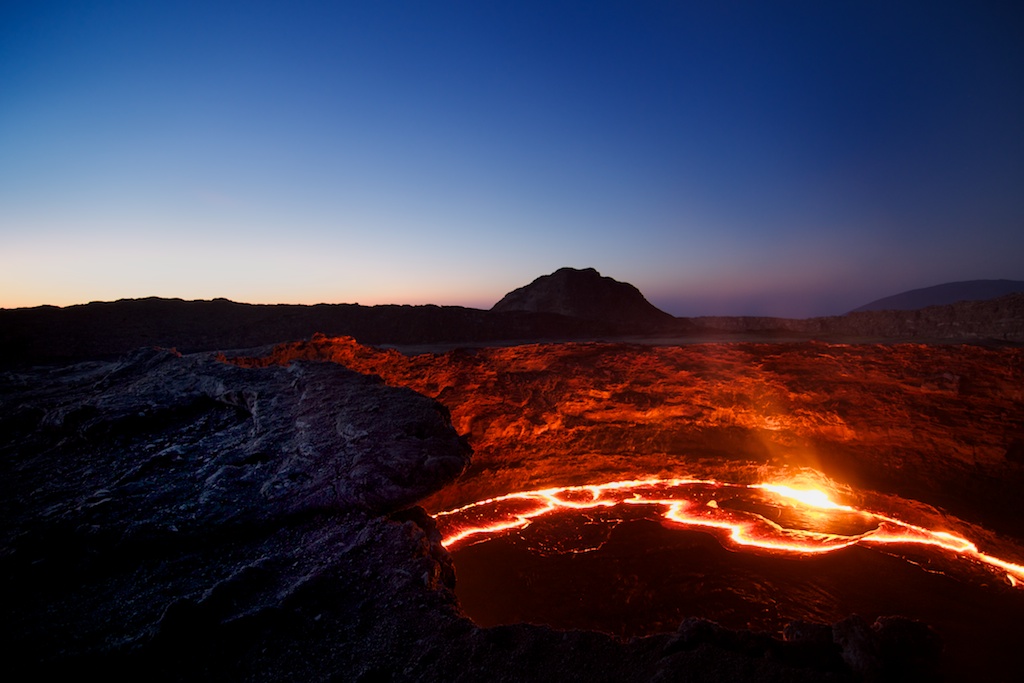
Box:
2, 1, 1022, 317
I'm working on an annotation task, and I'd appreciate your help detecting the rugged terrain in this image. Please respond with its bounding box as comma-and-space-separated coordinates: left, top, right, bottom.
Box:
233, 337, 1024, 539
4, 269, 1023, 680
228, 336, 1024, 680
3, 268, 1022, 367
0, 348, 947, 681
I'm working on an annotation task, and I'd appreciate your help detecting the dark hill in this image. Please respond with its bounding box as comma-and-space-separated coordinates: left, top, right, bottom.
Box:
852, 280, 1024, 313
0, 297, 649, 367
4, 270, 1023, 367
491, 267, 674, 326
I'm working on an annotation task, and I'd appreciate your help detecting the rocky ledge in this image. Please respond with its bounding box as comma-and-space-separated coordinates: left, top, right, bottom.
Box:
1, 349, 938, 681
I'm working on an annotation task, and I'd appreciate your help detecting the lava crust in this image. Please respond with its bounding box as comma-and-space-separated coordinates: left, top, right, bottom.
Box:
6, 338, 1023, 680
225, 336, 1024, 679
234, 336, 1024, 538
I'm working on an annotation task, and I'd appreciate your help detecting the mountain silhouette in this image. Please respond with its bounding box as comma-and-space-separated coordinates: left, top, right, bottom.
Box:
491, 267, 673, 326
851, 280, 1024, 312
5, 270, 1023, 367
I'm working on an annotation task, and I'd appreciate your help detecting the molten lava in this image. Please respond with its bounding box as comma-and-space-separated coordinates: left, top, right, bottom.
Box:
229, 336, 1024, 678
435, 478, 1024, 587
229, 336, 1024, 587
231, 336, 1024, 540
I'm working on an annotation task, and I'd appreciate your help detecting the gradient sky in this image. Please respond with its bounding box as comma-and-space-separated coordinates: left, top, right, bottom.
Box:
2, 1, 1022, 317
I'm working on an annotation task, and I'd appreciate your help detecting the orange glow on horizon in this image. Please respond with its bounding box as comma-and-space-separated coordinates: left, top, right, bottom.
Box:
434, 477, 1024, 587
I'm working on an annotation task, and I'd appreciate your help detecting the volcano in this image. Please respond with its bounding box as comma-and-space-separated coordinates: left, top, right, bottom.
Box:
4, 270, 1024, 681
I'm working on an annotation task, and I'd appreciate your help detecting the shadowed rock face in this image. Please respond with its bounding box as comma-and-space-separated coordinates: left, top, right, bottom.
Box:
1, 347, 470, 526
0, 349, 473, 678
492, 267, 674, 327
1, 347, 943, 681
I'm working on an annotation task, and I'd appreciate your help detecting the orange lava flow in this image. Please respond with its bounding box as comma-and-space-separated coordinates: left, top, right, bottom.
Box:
434, 478, 1024, 587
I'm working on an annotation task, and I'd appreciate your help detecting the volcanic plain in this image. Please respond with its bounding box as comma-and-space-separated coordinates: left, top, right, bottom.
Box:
3, 268, 1023, 681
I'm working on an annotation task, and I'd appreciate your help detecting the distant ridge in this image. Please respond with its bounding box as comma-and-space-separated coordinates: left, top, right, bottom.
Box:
491, 267, 673, 326
851, 280, 1024, 313
3, 270, 1023, 367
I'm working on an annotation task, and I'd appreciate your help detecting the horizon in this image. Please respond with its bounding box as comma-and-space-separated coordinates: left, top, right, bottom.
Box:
3, 2, 1023, 317
4, 269, 1023, 320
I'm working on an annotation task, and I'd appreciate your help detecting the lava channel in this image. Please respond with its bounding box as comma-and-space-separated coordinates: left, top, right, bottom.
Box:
434, 477, 1024, 588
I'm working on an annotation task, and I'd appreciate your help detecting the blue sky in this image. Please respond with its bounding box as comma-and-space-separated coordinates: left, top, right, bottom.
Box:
2, 1, 1022, 316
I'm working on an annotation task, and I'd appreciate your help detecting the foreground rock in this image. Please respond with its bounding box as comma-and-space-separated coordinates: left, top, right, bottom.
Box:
1, 348, 470, 675
2, 349, 938, 680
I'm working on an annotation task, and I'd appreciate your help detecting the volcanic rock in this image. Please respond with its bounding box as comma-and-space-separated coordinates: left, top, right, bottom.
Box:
830, 615, 941, 681
0, 346, 471, 523
224, 336, 1024, 679
0, 348, 469, 677
491, 267, 674, 327
233, 336, 1024, 542
2, 346, 943, 681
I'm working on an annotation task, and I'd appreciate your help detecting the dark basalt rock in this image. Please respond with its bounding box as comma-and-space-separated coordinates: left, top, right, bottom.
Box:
0, 349, 470, 677
831, 615, 942, 682
0, 348, 938, 681
1, 347, 470, 528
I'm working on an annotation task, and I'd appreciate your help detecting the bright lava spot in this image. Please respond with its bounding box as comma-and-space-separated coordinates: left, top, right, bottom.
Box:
434, 478, 1024, 588
754, 484, 847, 510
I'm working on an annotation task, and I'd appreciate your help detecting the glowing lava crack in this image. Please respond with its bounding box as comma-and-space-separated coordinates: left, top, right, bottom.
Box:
434, 478, 1024, 587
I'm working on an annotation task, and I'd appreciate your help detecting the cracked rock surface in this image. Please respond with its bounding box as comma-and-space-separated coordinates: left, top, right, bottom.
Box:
2, 348, 938, 681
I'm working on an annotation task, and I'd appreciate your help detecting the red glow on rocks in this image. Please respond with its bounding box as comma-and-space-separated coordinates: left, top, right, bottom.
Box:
230, 337, 1024, 593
